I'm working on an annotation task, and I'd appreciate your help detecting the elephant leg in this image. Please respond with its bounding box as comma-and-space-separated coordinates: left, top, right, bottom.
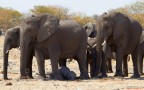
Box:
139, 54, 144, 75
26, 54, 33, 79
123, 55, 128, 77
90, 58, 96, 77
35, 47, 46, 79
49, 51, 63, 80
114, 47, 123, 77
95, 50, 103, 77
131, 50, 140, 78
77, 58, 89, 79
59, 59, 67, 67
77, 51, 89, 79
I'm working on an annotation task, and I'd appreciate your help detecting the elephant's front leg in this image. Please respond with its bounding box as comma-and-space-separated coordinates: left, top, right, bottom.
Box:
35, 47, 46, 79
49, 51, 63, 80
77, 50, 89, 79
114, 47, 124, 77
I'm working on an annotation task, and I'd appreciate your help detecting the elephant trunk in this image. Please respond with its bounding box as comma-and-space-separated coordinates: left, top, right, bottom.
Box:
20, 33, 31, 78
95, 34, 104, 77
3, 43, 10, 79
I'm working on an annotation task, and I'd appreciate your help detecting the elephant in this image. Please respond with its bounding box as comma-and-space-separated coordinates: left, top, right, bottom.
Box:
83, 22, 115, 77
138, 30, 144, 75
3, 25, 74, 80
95, 12, 142, 78
19, 13, 89, 80
3, 26, 20, 80
3, 26, 34, 80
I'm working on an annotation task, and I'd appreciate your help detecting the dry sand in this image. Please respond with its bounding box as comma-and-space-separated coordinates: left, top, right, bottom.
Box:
0, 36, 144, 90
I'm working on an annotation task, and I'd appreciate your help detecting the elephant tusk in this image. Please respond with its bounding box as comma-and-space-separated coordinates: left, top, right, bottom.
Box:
6, 50, 9, 53
102, 40, 106, 46
93, 44, 97, 48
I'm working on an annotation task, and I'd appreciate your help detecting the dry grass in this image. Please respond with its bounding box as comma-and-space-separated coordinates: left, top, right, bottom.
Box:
0, 36, 144, 90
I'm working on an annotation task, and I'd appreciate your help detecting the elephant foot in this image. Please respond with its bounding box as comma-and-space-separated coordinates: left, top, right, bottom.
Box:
27, 76, 34, 79
20, 75, 28, 79
79, 74, 89, 79
131, 74, 140, 78
114, 74, 124, 77
20, 75, 34, 79
114, 71, 124, 77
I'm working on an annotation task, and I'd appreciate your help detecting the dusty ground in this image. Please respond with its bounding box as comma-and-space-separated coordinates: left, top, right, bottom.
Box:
0, 36, 144, 90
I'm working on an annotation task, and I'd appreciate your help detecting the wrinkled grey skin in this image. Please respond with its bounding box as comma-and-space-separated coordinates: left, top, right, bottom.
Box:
3, 26, 34, 80
20, 13, 89, 80
138, 30, 144, 75
95, 12, 142, 78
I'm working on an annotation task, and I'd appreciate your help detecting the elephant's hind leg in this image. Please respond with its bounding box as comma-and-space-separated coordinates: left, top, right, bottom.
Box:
123, 55, 128, 77
35, 47, 46, 79
131, 50, 140, 78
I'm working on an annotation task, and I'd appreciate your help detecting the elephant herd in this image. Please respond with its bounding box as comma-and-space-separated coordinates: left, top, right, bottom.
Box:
3, 12, 144, 80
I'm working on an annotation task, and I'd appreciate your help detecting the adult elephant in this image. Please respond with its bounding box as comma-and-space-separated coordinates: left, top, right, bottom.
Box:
95, 12, 142, 78
3, 25, 73, 80
20, 13, 89, 80
3, 26, 34, 80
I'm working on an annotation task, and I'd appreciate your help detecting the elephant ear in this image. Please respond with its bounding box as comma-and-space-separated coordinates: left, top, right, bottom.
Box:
83, 22, 94, 37
111, 13, 130, 40
37, 14, 59, 42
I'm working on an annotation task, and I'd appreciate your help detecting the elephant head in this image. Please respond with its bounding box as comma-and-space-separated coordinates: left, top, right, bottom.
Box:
3, 26, 20, 79
20, 13, 60, 78
83, 22, 96, 38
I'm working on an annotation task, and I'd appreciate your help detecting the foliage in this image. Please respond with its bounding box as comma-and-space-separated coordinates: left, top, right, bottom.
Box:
131, 14, 144, 27
128, 1, 144, 14
108, 7, 129, 15
69, 12, 94, 25
31, 5, 94, 25
0, 7, 22, 31
31, 5, 69, 19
